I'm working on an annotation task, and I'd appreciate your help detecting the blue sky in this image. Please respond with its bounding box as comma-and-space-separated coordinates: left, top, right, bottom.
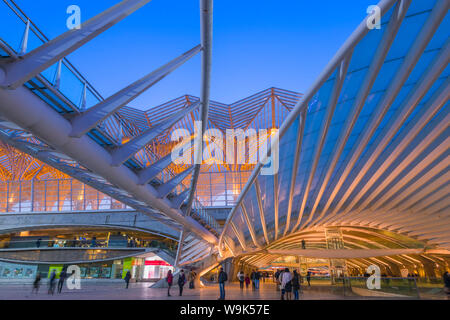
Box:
15, 0, 377, 109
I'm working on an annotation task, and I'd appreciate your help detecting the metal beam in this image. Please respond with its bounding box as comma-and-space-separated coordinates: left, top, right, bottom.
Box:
156, 167, 194, 199
174, 229, 186, 267
254, 179, 270, 245
362, 122, 449, 211
110, 102, 200, 166
70, 45, 201, 138
323, 81, 450, 225
240, 204, 263, 249
283, 111, 307, 236
0, 0, 152, 89
185, 0, 213, 216
138, 154, 173, 185
307, 0, 411, 227
292, 53, 351, 232
325, 38, 450, 222
230, 221, 247, 252
171, 189, 191, 209
384, 159, 449, 211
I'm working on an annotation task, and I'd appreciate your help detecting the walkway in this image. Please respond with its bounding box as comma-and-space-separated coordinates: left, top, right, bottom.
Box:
0, 281, 423, 300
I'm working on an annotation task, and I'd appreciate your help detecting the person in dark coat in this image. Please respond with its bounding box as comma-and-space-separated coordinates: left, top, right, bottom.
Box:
124, 271, 131, 289
32, 273, 41, 294
250, 271, 256, 290
218, 267, 228, 300
91, 236, 97, 248
292, 270, 301, 300
254, 271, 261, 290
48, 270, 57, 295
178, 270, 186, 296
188, 270, 196, 289
275, 269, 281, 291
306, 271, 311, 287
443, 271, 450, 299
58, 269, 67, 293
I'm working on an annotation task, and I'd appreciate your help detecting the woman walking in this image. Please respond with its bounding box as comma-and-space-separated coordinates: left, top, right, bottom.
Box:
167, 270, 174, 297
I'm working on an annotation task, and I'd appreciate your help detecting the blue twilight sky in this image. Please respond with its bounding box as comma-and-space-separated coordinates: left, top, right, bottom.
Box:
14, 0, 377, 110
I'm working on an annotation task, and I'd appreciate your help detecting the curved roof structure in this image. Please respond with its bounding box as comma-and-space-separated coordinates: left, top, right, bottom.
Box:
220, 0, 449, 265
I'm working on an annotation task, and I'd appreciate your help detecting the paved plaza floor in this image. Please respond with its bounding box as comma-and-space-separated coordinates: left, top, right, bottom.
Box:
0, 281, 357, 300
0, 281, 446, 300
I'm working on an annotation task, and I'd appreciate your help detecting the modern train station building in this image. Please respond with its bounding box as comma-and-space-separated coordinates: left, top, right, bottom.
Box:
0, 0, 448, 300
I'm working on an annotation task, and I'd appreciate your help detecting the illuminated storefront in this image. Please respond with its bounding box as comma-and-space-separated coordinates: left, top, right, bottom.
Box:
142, 256, 174, 281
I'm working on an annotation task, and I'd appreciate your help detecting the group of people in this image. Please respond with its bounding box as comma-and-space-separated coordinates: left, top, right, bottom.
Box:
165, 267, 229, 300
165, 269, 197, 297
32, 268, 71, 295
275, 268, 303, 300
236, 270, 262, 290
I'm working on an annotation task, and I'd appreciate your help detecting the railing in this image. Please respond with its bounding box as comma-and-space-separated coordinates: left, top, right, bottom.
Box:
335, 276, 447, 299
0, 238, 177, 255
192, 199, 221, 232
0, 0, 104, 110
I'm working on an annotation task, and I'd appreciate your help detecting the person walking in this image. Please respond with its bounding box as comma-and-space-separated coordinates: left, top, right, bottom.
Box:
91, 236, 97, 248
124, 271, 131, 289
57, 269, 67, 293
245, 274, 250, 289
237, 270, 245, 290
48, 270, 57, 295
36, 238, 42, 248
292, 270, 301, 300
250, 271, 256, 290
277, 269, 284, 292
280, 268, 292, 300
275, 269, 281, 291
255, 270, 261, 290
32, 273, 41, 294
306, 270, 311, 287
443, 271, 450, 299
178, 270, 186, 296
188, 270, 196, 289
167, 270, 174, 296
218, 267, 228, 300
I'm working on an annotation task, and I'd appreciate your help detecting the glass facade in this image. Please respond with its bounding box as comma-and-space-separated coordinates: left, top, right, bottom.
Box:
0, 179, 128, 213
222, 0, 449, 259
